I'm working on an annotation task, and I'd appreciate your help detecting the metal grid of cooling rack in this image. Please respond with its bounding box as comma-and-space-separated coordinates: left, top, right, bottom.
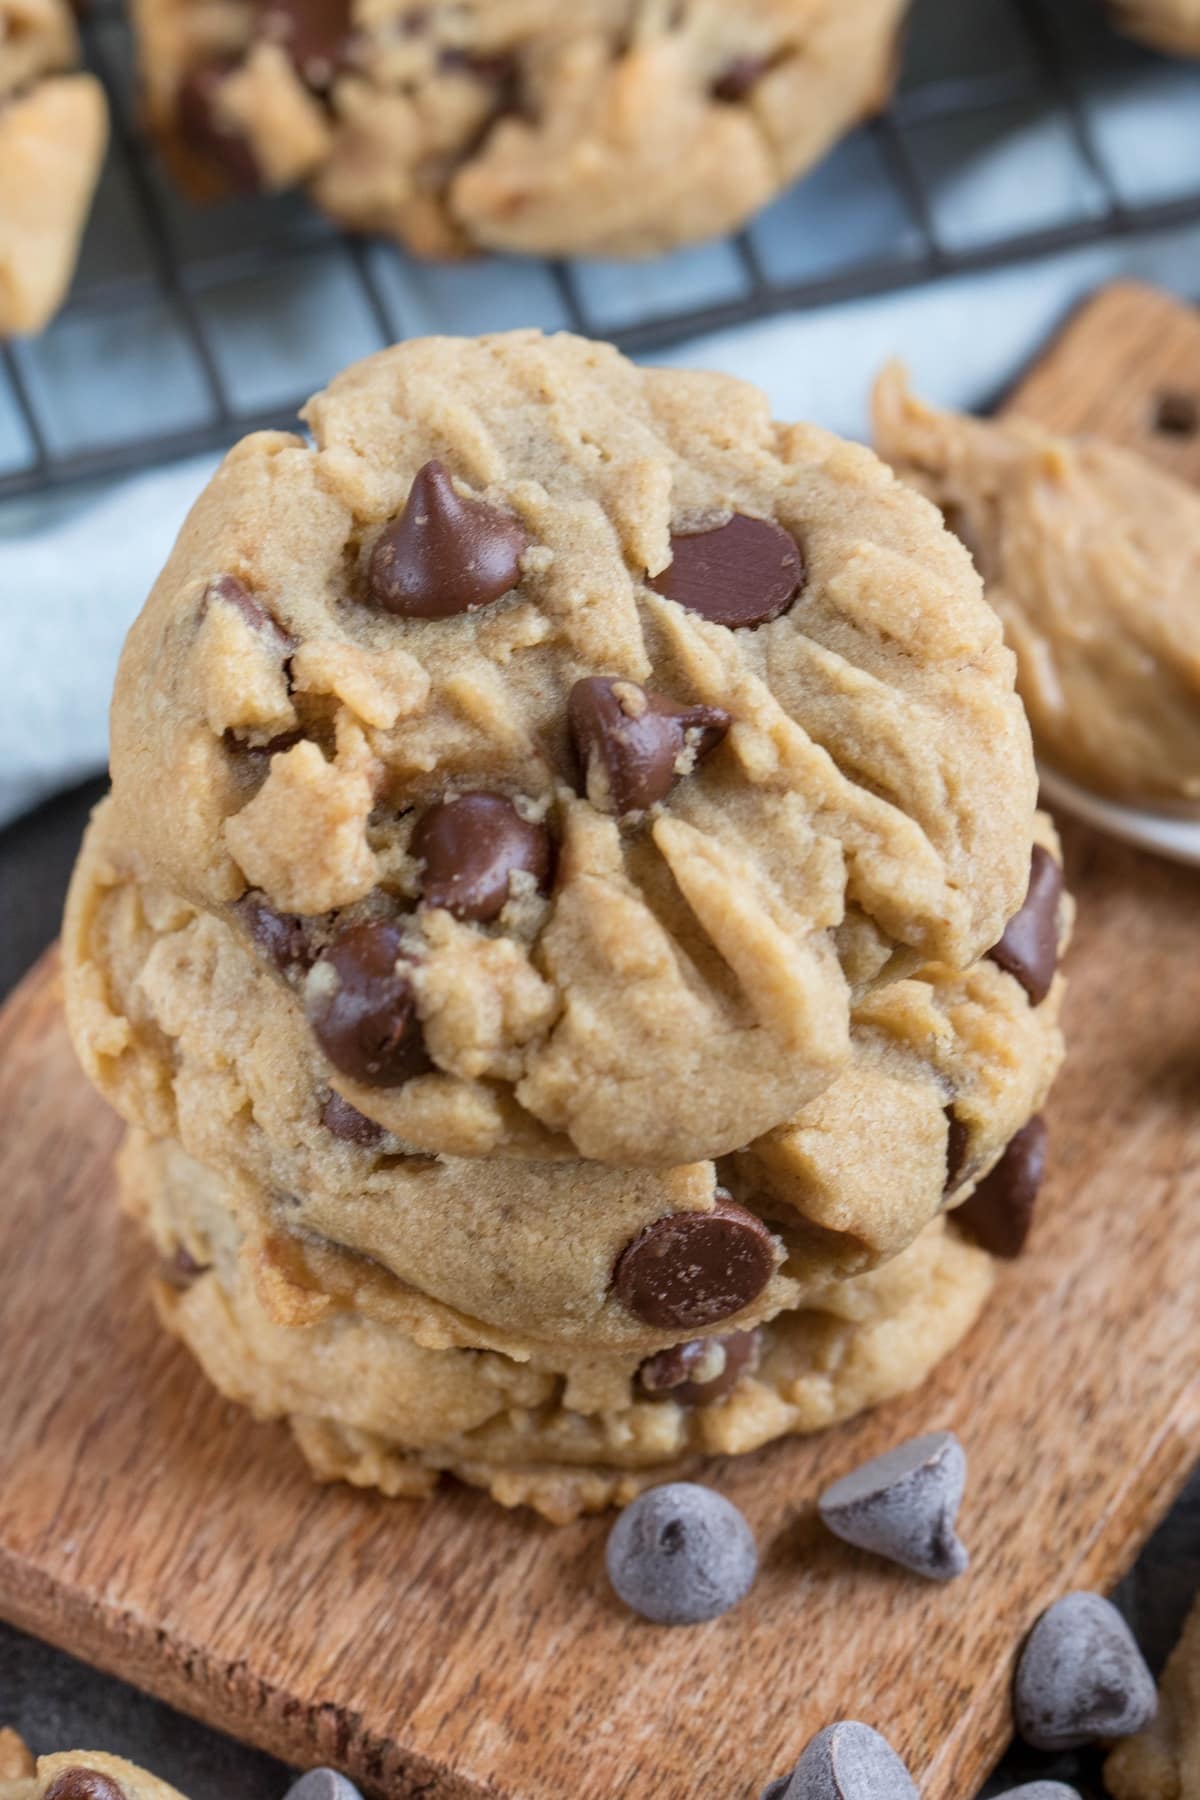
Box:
3, 0, 1200, 500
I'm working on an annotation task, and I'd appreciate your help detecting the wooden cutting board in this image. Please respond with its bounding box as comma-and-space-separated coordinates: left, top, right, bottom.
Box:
1, 282, 1199, 1800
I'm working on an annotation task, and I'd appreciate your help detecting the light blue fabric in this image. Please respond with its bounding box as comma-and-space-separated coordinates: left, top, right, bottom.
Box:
1, 0, 1197, 826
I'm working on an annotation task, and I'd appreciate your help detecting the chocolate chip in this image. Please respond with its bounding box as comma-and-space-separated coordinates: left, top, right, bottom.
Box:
202, 573, 293, 649
987, 844, 1063, 1005
258, 0, 352, 88
45, 1773, 127, 1800
1154, 389, 1198, 437
605, 1482, 757, 1624
411, 792, 553, 922
614, 1194, 776, 1329
306, 920, 429, 1088
711, 54, 773, 102
283, 1775, 363, 1800
818, 1430, 969, 1581
1015, 1592, 1156, 1750
956, 1115, 1047, 1258
321, 1090, 385, 1145
175, 62, 260, 191
160, 1244, 211, 1289
648, 514, 805, 629
439, 45, 518, 84
769, 1723, 919, 1800
568, 677, 730, 817
638, 1328, 761, 1405
992, 1786, 1082, 1800
944, 1105, 970, 1192
233, 892, 315, 973
367, 461, 528, 619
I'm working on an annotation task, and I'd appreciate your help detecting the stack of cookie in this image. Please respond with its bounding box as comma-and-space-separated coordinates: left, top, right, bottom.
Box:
64, 330, 1068, 1521
0, 0, 108, 337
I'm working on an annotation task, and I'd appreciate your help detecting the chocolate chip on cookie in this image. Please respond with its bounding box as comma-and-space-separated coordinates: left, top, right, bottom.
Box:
202, 573, 295, 655
957, 1115, 1047, 1258
568, 677, 730, 817
638, 1327, 761, 1405
605, 1481, 757, 1624
233, 892, 315, 973
175, 63, 261, 191
648, 515, 805, 629
321, 1089, 385, 1145
987, 845, 1063, 1005
614, 1194, 776, 1328
45, 1772, 127, 1800
711, 54, 773, 102
367, 461, 529, 618
944, 1104, 971, 1192
411, 791, 553, 921
258, 0, 353, 88
306, 920, 429, 1087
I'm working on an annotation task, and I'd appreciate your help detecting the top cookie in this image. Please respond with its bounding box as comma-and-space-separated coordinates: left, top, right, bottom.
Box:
109, 330, 1036, 1166
135, 0, 907, 259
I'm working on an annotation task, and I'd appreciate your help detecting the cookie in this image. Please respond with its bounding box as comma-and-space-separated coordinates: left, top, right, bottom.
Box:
134, 0, 907, 259
0, 1742, 188, 1800
104, 330, 1036, 1168
0, 0, 108, 336
873, 365, 1200, 806
1111, 0, 1200, 54
1106, 1591, 1200, 1800
119, 1128, 995, 1523
65, 799, 1066, 1355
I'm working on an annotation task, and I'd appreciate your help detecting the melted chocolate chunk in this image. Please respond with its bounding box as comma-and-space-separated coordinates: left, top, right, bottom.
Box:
638, 1327, 762, 1405
614, 1194, 775, 1329
956, 1115, 1047, 1259
367, 461, 529, 618
45, 1773, 127, 1800
175, 62, 260, 191
944, 1105, 971, 1192
258, 0, 353, 88
306, 920, 429, 1087
711, 54, 773, 102
233, 892, 315, 973
411, 791, 553, 922
987, 844, 1063, 1005
1154, 389, 1198, 438
321, 1090, 386, 1145
568, 676, 730, 817
648, 514, 805, 629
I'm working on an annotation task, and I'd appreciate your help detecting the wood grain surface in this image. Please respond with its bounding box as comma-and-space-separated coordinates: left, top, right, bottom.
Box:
0, 283, 1198, 1800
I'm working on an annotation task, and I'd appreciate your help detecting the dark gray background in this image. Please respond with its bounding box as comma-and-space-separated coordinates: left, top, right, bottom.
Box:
0, 782, 1195, 1799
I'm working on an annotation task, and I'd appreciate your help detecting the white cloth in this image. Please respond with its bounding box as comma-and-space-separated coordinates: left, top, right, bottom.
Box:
2, 31, 1199, 827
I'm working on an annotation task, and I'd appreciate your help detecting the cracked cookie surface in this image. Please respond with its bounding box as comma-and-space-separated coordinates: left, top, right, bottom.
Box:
121, 1128, 995, 1524
874, 365, 1200, 806
135, 0, 908, 258
106, 331, 1036, 1168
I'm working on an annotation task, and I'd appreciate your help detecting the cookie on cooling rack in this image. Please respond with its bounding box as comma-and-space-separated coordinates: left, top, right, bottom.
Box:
134, 0, 908, 258
0, 0, 108, 337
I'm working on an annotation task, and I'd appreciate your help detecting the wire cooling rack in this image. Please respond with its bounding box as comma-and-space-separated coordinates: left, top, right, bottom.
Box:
3, 0, 1200, 500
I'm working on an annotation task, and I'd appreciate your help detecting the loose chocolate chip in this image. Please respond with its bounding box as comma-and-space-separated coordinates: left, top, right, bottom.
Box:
987, 844, 1063, 1005
818, 1430, 969, 1581
956, 1115, 1047, 1258
605, 1482, 757, 1624
175, 62, 260, 191
284, 1774, 363, 1800
411, 791, 553, 922
614, 1194, 776, 1329
638, 1328, 761, 1405
306, 920, 429, 1088
568, 677, 730, 817
258, 0, 352, 88
284, 1775, 363, 1800
1154, 389, 1198, 437
992, 1787, 1082, 1800
944, 1105, 971, 1192
648, 514, 805, 629
367, 461, 528, 619
233, 892, 315, 973
1015, 1591, 1156, 1750
321, 1090, 385, 1145
711, 54, 773, 102
770, 1723, 919, 1800
45, 1773, 127, 1800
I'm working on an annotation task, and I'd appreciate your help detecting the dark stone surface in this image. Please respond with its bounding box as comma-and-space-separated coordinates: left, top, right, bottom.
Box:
0, 781, 1195, 1796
